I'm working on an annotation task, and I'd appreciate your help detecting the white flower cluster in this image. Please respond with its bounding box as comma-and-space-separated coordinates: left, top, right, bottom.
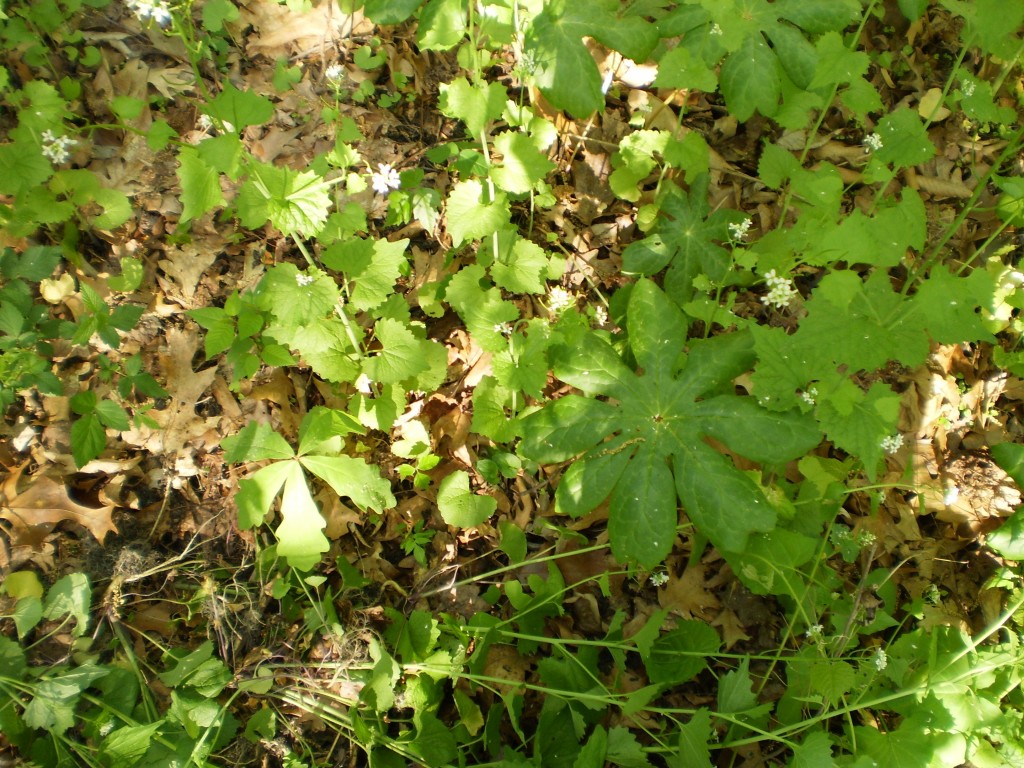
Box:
41, 130, 76, 164
760, 269, 798, 310
295, 272, 315, 287
799, 386, 818, 406
961, 80, 976, 97
728, 218, 752, 241
547, 286, 574, 314
805, 624, 825, 643
593, 305, 608, 327
880, 433, 904, 454
710, 23, 723, 36
872, 647, 888, 671
126, 0, 173, 26
370, 163, 401, 195
493, 322, 513, 336
325, 64, 345, 84
863, 132, 884, 152
649, 571, 669, 587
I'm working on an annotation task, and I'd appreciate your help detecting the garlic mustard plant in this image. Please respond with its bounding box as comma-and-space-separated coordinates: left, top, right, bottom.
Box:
760, 270, 799, 309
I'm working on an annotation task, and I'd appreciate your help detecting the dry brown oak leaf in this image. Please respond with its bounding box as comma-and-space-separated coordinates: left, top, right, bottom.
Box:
0, 475, 117, 551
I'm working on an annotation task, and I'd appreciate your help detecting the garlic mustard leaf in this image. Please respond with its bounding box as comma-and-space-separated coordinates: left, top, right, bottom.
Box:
237, 161, 331, 237
816, 380, 901, 480
471, 377, 519, 443
289, 318, 360, 383
809, 31, 869, 90
437, 470, 496, 528
492, 319, 552, 399
322, 236, 408, 311
364, 317, 431, 386
438, 78, 506, 138
520, 279, 821, 563
177, 146, 225, 224
256, 263, 340, 335
490, 130, 555, 194
203, 82, 274, 130
418, 0, 467, 51
490, 234, 551, 295
444, 264, 519, 352
909, 266, 996, 344
871, 108, 936, 170
445, 180, 510, 246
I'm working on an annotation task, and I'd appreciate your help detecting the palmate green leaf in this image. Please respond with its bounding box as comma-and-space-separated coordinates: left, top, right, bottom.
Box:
720, 33, 781, 122
321, 236, 408, 311
871, 108, 936, 171
235, 460, 293, 529
438, 77, 506, 138
223, 420, 295, 463
520, 279, 821, 564
816, 380, 902, 481
300, 455, 395, 512
445, 180, 510, 246
203, 81, 274, 130
237, 161, 332, 237
24, 665, 109, 733
256, 263, 340, 335
490, 130, 555, 194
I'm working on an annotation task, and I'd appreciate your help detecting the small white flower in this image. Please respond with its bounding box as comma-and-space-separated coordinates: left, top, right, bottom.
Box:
880, 433, 903, 454
863, 132, 884, 153
296, 272, 315, 287
40, 129, 76, 164
710, 23, 723, 36
593, 305, 608, 327
126, 0, 173, 26
872, 647, 888, 671
857, 530, 877, 547
649, 571, 669, 587
370, 163, 401, 195
799, 386, 818, 406
547, 286, 574, 314
806, 624, 825, 643
728, 218, 752, 241
493, 322, 513, 336
325, 63, 345, 84
961, 80, 976, 97
943, 484, 960, 506
760, 269, 799, 310
355, 373, 373, 395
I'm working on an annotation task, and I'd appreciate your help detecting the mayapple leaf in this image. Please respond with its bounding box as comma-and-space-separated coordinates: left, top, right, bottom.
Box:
300, 455, 396, 513
275, 461, 329, 571
223, 420, 295, 463
608, 446, 678, 568
298, 406, 363, 456
437, 470, 497, 528
235, 461, 293, 529
520, 279, 821, 563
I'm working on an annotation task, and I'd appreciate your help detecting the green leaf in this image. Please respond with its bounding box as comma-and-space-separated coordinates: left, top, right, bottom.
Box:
71, 413, 106, 467
95, 399, 130, 430
256, 263, 340, 336
276, 461, 329, 570
108, 256, 144, 292
407, 711, 459, 768
643, 621, 720, 684
717, 658, 759, 714
667, 709, 713, 768
872, 108, 936, 170
24, 665, 108, 733
223, 420, 295, 462
237, 161, 331, 237
653, 46, 717, 91
362, 0, 421, 24
146, 119, 178, 151
992, 443, 1024, 489
437, 470, 497, 528
608, 446, 677, 569
321, 236, 408, 311
606, 726, 652, 768
177, 146, 225, 224
776, 0, 860, 33
300, 455, 395, 512
443, 264, 519, 351
987, 509, 1024, 560
910, 266, 996, 344
790, 731, 835, 768
524, 0, 605, 118
438, 77, 506, 138
364, 317, 432, 386
445, 180, 510, 247
809, 31, 869, 90
236, 461, 293, 529
204, 81, 274, 130
418, 0, 467, 51
202, 0, 240, 32
518, 394, 619, 463
490, 234, 550, 294
491, 131, 555, 194
720, 34, 780, 122
42, 572, 91, 636
100, 722, 162, 767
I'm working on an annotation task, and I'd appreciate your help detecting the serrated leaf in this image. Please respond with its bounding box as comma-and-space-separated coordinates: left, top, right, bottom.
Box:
300, 455, 395, 513
668, 709, 713, 768
720, 34, 781, 122
445, 180, 510, 246
873, 108, 936, 169
438, 77, 506, 138
643, 621, 720, 684
100, 722, 162, 767
418, 0, 467, 51
437, 470, 497, 528
443, 264, 519, 351
910, 266, 996, 344
223, 420, 295, 463
653, 46, 717, 91
987, 509, 1024, 560
364, 317, 431, 386
491, 131, 555, 194
322, 237, 408, 311
237, 161, 331, 237
71, 413, 106, 467
809, 659, 855, 705
204, 81, 274, 130
491, 234, 550, 294
776, 0, 860, 33
177, 146, 225, 223
42, 572, 91, 637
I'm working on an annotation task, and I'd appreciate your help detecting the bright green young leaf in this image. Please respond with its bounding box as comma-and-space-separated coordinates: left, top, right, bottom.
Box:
491, 319, 552, 399
202, 0, 240, 32
445, 180, 510, 246
720, 34, 781, 122
223, 420, 295, 463
520, 280, 821, 563
70, 413, 106, 467
471, 377, 519, 443
987, 509, 1024, 560
909, 266, 996, 344
653, 46, 718, 92
490, 234, 550, 294
275, 461, 330, 570
300, 455, 395, 512
363, 317, 432, 386
197, 133, 244, 177
108, 256, 143, 292
872, 108, 936, 170
491, 131, 555, 194
437, 470, 497, 528
418, 0, 467, 51
177, 146, 225, 224
790, 731, 835, 768
444, 264, 519, 352
235, 460, 294, 529
237, 161, 331, 237
438, 77, 506, 138
2, 570, 44, 599
42, 572, 91, 636
256, 263, 340, 335
24, 666, 108, 733
809, 31, 869, 90
203, 81, 274, 130
321, 236, 408, 311
297, 406, 364, 456
605, 726, 650, 768
362, 0, 421, 24
815, 380, 902, 480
